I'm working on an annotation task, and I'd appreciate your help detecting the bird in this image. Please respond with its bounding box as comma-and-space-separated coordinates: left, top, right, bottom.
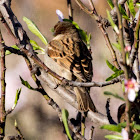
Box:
44, 21, 97, 112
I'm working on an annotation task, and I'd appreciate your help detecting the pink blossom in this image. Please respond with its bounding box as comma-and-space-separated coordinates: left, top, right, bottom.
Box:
124, 46, 131, 52
124, 78, 139, 102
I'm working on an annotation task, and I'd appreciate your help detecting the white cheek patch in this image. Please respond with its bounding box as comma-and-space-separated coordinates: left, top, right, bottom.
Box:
53, 34, 64, 40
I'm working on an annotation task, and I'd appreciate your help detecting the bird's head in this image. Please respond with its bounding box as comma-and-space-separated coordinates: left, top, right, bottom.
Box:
53, 21, 77, 36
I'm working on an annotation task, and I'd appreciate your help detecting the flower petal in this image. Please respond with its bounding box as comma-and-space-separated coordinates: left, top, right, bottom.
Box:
56, 9, 64, 22
128, 89, 136, 102
121, 128, 128, 140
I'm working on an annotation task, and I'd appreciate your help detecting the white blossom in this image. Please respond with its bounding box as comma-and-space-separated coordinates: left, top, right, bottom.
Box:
121, 128, 129, 140
56, 9, 64, 22
128, 89, 136, 102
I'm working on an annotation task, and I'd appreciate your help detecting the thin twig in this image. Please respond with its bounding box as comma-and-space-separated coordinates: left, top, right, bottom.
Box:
30, 74, 86, 139
133, 58, 140, 84
24, 58, 86, 140
68, 120, 86, 140
0, 12, 19, 44
0, 30, 6, 138
81, 112, 87, 136
0, 1, 65, 82
65, 77, 121, 87
89, 126, 94, 140
106, 98, 117, 124
114, 0, 132, 138
88, 0, 98, 16
67, 0, 73, 21
130, 12, 140, 67
75, 0, 121, 69
24, 50, 86, 139
114, 0, 127, 76
4, 45, 121, 88
41, 70, 109, 126
15, 120, 24, 140
4, 46, 27, 57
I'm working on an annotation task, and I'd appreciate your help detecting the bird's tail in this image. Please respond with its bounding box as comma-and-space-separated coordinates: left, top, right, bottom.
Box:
74, 86, 97, 112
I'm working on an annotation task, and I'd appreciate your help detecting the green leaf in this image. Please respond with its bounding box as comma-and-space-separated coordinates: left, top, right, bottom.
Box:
106, 70, 124, 81
106, 60, 120, 72
63, 19, 80, 29
23, 16, 48, 45
107, 10, 119, 34
107, 0, 114, 9
134, 124, 140, 130
78, 29, 91, 47
62, 109, 72, 140
136, 2, 140, 7
119, 5, 130, 20
101, 124, 122, 132
105, 135, 123, 140
63, 19, 91, 46
112, 42, 121, 51
11, 45, 20, 50
30, 40, 45, 53
20, 76, 34, 90
104, 91, 125, 101
134, 134, 140, 140
118, 122, 126, 128
128, 0, 136, 17
12, 88, 21, 109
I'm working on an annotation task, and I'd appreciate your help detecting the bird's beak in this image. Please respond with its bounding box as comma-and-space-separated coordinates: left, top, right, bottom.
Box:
53, 31, 56, 36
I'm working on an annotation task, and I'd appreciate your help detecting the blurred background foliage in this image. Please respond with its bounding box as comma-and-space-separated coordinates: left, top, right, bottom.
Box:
0, 0, 124, 139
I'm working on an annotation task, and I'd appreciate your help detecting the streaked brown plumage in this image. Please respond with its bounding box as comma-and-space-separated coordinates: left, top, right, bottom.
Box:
45, 21, 97, 112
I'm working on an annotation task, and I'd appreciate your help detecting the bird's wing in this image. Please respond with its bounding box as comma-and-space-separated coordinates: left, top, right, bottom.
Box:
47, 35, 93, 81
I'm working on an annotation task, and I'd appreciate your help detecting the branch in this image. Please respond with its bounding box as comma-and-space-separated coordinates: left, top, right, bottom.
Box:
68, 119, 86, 140
14, 120, 24, 140
75, 0, 121, 69
0, 0, 65, 82
110, 1, 133, 47
133, 58, 140, 84
0, 12, 19, 44
23, 48, 86, 139
114, 0, 132, 138
0, 30, 6, 138
41, 70, 109, 127
67, 0, 73, 21
4, 46, 27, 57
88, 0, 98, 16
130, 12, 140, 67
89, 126, 94, 140
65, 77, 121, 87
105, 98, 117, 125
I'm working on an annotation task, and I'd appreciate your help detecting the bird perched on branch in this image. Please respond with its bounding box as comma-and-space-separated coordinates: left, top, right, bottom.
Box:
44, 21, 97, 112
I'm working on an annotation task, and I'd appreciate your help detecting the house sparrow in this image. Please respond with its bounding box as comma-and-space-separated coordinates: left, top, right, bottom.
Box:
44, 21, 97, 112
